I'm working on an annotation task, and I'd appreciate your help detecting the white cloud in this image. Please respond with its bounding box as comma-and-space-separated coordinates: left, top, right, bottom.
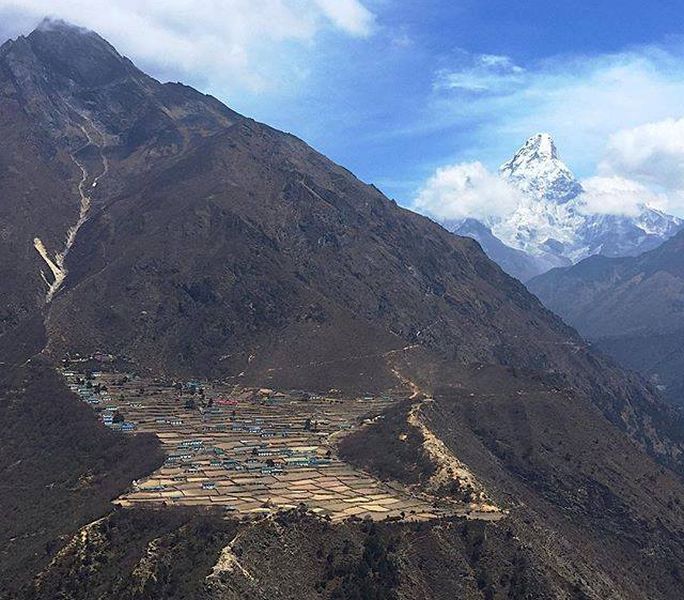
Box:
435, 53, 525, 94
576, 176, 666, 217
404, 43, 684, 218
0, 0, 374, 92
313, 0, 374, 37
502, 53, 684, 146
599, 118, 684, 191
414, 162, 522, 221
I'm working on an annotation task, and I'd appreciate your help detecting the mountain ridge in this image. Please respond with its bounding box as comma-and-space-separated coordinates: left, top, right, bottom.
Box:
1, 16, 681, 475
528, 229, 684, 407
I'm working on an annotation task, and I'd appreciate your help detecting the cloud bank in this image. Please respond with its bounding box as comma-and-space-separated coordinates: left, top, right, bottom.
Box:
577, 176, 666, 217
579, 118, 684, 216
600, 118, 684, 191
415, 166, 669, 222
414, 162, 522, 221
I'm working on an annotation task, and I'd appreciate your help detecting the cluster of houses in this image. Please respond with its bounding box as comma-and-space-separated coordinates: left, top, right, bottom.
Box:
65, 370, 138, 432
64, 368, 337, 484
161, 431, 333, 479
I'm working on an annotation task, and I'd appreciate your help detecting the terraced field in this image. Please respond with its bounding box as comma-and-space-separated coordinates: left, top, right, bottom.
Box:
62, 367, 502, 522
61, 370, 428, 521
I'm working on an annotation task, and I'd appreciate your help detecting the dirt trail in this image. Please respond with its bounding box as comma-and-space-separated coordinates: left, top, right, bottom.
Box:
34, 116, 108, 303
391, 366, 502, 517
407, 402, 484, 497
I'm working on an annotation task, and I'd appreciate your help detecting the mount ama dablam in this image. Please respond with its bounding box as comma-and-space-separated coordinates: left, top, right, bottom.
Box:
448, 133, 682, 282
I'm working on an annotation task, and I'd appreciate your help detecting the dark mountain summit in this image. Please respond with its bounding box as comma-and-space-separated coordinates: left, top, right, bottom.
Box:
529, 229, 684, 407
1, 21, 684, 600
0, 19, 240, 339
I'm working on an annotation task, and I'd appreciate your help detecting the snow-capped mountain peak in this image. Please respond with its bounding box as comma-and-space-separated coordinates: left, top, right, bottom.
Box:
446, 134, 684, 281
499, 133, 582, 204
509, 132, 558, 161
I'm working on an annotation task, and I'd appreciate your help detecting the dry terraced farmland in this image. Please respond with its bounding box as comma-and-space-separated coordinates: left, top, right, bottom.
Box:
62, 367, 491, 522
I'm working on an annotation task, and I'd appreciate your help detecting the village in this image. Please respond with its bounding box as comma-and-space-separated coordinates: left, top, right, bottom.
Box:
60, 359, 472, 522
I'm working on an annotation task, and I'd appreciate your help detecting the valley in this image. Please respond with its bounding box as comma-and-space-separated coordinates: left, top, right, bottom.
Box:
528, 230, 684, 408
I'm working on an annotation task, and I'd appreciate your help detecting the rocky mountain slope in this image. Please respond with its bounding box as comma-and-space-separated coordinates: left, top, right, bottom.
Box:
341, 360, 684, 600
22, 506, 588, 600
529, 230, 684, 407
0, 342, 164, 593
0, 20, 654, 398
1, 20, 684, 600
448, 134, 683, 281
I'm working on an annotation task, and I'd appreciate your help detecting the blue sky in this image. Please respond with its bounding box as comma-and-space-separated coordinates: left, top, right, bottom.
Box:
3, 1, 684, 214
